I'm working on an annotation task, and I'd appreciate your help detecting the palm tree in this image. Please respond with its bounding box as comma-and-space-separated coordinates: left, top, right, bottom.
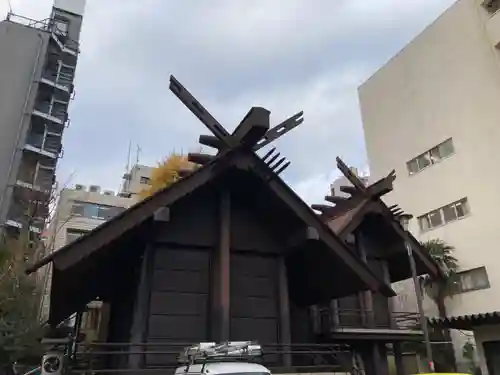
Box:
420, 239, 459, 317
420, 239, 459, 372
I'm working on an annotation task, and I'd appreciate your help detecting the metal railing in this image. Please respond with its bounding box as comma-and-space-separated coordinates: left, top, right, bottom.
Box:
315, 308, 421, 332
68, 342, 359, 374
6, 13, 80, 54
41, 69, 74, 90
25, 133, 62, 155
33, 101, 68, 123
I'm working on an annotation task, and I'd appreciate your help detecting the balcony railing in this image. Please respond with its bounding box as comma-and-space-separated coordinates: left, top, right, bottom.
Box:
314, 308, 421, 333
6, 13, 80, 54
16, 162, 55, 193
33, 100, 68, 124
41, 69, 74, 92
25, 132, 62, 157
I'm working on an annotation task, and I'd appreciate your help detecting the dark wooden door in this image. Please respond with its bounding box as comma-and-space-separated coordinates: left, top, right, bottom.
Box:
484, 341, 500, 375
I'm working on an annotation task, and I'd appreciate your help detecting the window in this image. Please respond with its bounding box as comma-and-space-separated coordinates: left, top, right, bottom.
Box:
140, 176, 151, 185
406, 138, 455, 175
70, 201, 126, 220
457, 267, 490, 293
418, 198, 470, 232
66, 228, 89, 244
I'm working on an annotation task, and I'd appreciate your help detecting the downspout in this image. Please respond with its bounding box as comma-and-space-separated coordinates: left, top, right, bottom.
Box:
0, 31, 45, 229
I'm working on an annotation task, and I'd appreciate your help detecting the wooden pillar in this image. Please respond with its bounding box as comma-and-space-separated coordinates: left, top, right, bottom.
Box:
372, 343, 389, 375
212, 191, 231, 341
278, 257, 292, 368
380, 260, 395, 328
359, 343, 389, 375
393, 343, 405, 375
356, 231, 374, 327
128, 246, 154, 369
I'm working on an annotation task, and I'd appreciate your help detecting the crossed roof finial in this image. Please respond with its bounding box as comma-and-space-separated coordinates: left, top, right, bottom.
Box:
169, 75, 304, 175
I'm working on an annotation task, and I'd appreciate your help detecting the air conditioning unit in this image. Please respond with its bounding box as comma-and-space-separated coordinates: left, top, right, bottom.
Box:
41, 351, 64, 375
103, 190, 114, 196
89, 185, 100, 193
74, 184, 85, 191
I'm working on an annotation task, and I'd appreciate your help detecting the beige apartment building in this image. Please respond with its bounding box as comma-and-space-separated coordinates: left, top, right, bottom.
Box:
359, 0, 500, 373
39, 185, 134, 326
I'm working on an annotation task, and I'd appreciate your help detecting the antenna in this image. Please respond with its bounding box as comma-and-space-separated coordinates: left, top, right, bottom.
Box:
126, 140, 131, 173
136, 144, 141, 165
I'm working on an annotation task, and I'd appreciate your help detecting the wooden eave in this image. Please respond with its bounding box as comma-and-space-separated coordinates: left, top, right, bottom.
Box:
27, 149, 395, 300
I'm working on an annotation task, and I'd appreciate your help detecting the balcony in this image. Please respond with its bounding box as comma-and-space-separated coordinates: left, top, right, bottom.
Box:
24, 131, 62, 159
486, 7, 500, 47
313, 308, 423, 341
6, 13, 79, 58
32, 99, 68, 125
6, 202, 45, 234
16, 154, 56, 194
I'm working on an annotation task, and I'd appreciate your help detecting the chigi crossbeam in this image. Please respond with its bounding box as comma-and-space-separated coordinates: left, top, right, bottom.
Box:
169, 75, 303, 177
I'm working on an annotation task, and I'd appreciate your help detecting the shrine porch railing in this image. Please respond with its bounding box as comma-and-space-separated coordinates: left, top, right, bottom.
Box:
68, 342, 361, 374
313, 308, 422, 333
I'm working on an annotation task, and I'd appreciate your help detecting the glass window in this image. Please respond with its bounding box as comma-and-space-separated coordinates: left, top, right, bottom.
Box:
417, 153, 431, 170
418, 215, 431, 232
438, 139, 454, 158
454, 199, 469, 218
428, 210, 443, 228
442, 204, 457, 223
407, 159, 419, 175
140, 176, 151, 185
83, 203, 100, 218
458, 267, 490, 293
66, 228, 88, 244
429, 146, 441, 163
70, 202, 85, 216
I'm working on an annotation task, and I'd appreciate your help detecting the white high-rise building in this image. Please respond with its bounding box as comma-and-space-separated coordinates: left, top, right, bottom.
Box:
359, 0, 500, 373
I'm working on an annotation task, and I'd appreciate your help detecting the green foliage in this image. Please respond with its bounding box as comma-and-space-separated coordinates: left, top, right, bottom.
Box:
420, 239, 460, 302
0, 234, 44, 365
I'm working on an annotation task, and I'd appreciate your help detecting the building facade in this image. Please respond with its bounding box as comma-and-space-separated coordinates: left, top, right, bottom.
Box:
0, 0, 85, 239
120, 164, 154, 199
39, 185, 133, 323
359, 0, 500, 373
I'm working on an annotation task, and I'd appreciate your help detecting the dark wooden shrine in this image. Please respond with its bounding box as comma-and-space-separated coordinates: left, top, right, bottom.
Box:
28, 76, 440, 375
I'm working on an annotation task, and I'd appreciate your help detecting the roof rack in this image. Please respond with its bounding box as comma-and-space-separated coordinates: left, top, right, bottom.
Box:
179, 341, 262, 370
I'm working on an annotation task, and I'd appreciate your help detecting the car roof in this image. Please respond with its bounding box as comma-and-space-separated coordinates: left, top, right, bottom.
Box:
175, 362, 270, 374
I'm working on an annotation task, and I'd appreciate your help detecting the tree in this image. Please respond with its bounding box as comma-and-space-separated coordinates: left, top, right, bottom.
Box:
420, 238, 459, 372
0, 234, 44, 369
138, 153, 197, 200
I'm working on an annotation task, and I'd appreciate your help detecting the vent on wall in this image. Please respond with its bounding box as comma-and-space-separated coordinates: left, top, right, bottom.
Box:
74, 184, 85, 191
89, 185, 100, 193
103, 190, 114, 196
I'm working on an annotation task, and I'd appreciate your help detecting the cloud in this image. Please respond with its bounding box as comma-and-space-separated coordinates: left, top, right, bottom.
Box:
3, 0, 457, 199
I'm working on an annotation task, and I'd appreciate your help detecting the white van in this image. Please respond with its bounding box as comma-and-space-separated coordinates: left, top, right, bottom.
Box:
175, 342, 271, 375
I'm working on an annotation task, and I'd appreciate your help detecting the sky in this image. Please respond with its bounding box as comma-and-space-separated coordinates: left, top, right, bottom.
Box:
1, 0, 456, 205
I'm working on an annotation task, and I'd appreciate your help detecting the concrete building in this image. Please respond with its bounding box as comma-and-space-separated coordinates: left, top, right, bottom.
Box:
120, 164, 154, 198
39, 184, 133, 322
359, 0, 500, 373
0, 0, 85, 238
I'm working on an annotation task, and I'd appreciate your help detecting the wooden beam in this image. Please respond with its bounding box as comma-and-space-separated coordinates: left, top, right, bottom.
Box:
169, 75, 233, 146
199, 135, 224, 150
325, 195, 349, 204
188, 152, 214, 165
214, 191, 231, 341
177, 168, 192, 178
286, 226, 319, 248
231, 107, 270, 148
339, 185, 359, 196
278, 257, 292, 368
254, 111, 304, 151
153, 207, 170, 222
